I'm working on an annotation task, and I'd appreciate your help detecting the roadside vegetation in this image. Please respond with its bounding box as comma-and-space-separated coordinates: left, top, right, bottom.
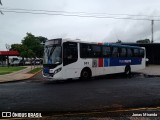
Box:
10, 33, 47, 59
27, 67, 42, 74
0, 66, 26, 75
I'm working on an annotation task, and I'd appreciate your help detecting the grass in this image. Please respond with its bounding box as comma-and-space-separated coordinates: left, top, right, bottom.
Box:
0, 66, 27, 75
28, 67, 42, 74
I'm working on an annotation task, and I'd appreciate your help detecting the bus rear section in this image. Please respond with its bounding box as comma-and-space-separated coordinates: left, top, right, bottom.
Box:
79, 43, 146, 77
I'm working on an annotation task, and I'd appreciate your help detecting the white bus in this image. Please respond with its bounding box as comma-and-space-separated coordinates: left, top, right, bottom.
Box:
43, 38, 146, 80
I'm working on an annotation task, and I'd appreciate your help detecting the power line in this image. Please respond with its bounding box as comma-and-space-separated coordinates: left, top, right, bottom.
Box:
0, 7, 158, 43
1, 7, 160, 21
1, 9, 160, 21
1, 7, 160, 18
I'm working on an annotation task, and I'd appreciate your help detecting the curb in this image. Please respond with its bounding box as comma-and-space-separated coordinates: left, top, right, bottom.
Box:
25, 70, 42, 80
135, 72, 160, 78
142, 73, 160, 78
0, 70, 42, 84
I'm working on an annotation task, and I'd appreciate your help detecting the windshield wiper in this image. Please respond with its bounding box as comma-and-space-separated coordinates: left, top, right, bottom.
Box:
49, 47, 56, 57
45, 46, 55, 58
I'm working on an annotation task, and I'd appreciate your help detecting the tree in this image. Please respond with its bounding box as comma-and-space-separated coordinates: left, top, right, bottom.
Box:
19, 45, 35, 58
22, 33, 47, 58
10, 44, 35, 58
0, 56, 7, 66
116, 40, 122, 43
10, 33, 47, 59
37, 36, 47, 44
136, 39, 150, 43
0, 56, 6, 61
10, 44, 23, 52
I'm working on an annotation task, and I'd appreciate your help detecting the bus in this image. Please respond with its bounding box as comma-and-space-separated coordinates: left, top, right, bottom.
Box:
43, 38, 146, 80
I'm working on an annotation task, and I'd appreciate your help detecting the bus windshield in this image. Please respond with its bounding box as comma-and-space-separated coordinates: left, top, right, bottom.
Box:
43, 46, 62, 64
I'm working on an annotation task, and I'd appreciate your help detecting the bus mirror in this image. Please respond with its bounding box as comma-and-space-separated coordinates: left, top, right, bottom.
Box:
146, 58, 149, 62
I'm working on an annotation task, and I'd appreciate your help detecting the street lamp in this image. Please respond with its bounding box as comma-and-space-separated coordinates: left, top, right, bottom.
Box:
5, 44, 11, 67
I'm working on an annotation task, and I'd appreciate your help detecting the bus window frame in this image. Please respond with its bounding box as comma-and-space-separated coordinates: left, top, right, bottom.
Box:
139, 49, 145, 58
133, 48, 139, 58
127, 48, 133, 57
119, 47, 127, 58
111, 47, 119, 58
102, 46, 111, 58
63, 42, 78, 66
91, 44, 102, 58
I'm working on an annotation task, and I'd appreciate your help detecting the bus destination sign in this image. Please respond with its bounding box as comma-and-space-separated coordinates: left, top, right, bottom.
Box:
45, 38, 62, 46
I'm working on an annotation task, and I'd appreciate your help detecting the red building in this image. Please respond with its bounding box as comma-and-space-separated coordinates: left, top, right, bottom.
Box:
0, 51, 20, 66
0, 51, 20, 56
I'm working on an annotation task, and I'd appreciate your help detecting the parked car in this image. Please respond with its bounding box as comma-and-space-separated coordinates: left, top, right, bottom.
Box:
24, 60, 31, 65
32, 59, 41, 65
10, 60, 21, 66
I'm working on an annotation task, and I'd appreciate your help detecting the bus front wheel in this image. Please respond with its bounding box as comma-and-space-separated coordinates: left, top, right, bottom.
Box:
80, 68, 91, 80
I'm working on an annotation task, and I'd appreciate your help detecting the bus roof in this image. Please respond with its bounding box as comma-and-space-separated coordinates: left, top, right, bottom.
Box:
47, 38, 143, 49
108, 43, 142, 49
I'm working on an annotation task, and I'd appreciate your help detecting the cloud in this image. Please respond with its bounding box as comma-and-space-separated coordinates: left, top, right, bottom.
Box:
1, 0, 160, 50
104, 9, 160, 43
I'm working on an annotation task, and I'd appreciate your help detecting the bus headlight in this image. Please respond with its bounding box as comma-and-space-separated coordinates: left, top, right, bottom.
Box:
54, 67, 62, 75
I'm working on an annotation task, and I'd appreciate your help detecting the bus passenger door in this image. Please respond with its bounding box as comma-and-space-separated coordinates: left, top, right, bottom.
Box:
63, 42, 78, 79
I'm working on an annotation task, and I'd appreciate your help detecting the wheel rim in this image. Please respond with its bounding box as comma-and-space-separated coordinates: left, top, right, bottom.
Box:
83, 71, 88, 78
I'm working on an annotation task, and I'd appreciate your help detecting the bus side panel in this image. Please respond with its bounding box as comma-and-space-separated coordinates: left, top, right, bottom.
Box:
131, 58, 146, 72
103, 66, 125, 75
98, 58, 103, 67
62, 62, 82, 79
62, 58, 93, 79
109, 58, 142, 66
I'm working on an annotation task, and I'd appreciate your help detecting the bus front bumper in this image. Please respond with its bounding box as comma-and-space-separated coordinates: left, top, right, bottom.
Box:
42, 73, 63, 81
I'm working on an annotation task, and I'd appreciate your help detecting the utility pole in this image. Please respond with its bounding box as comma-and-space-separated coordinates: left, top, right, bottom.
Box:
5, 44, 11, 67
151, 20, 154, 43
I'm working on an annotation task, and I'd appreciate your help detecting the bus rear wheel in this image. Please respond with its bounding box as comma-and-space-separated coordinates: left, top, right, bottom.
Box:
81, 68, 91, 80
125, 66, 131, 76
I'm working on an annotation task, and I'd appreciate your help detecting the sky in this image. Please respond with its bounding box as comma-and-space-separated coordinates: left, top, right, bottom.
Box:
1, 0, 160, 50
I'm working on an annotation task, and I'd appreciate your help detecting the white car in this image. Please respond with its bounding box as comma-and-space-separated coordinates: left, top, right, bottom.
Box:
10, 60, 20, 66
25, 61, 31, 65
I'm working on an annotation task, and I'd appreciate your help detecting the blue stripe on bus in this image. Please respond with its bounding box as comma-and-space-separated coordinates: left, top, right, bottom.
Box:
109, 58, 142, 66
43, 67, 49, 73
104, 58, 109, 67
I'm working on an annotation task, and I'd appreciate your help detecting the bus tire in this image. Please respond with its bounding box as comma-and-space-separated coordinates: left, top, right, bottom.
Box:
80, 68, 91, 80
125, 65, 131, 76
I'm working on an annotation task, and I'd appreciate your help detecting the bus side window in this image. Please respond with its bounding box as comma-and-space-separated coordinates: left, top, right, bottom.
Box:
102, 46, 111, 57
127, 48, 133, 57
139, 49, 144, 58
63, 42, 78, 66
112, 47, 119, 57
133, 49, 139, 57
120, 47, 127, 57
92, 45, 102, 58
80, 43, 92, 58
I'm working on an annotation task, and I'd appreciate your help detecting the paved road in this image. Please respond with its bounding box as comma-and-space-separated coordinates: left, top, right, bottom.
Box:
0, 72, 160, 113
